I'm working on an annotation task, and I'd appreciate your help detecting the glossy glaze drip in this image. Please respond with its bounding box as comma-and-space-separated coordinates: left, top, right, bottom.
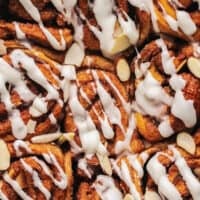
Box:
93, 175, 123, 200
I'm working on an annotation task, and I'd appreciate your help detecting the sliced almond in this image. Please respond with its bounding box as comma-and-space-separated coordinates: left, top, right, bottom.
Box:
0, 39, 7, 55
58, 132, 75, 145
110, 23, 131, 55
0, 139, 10, 170
116, 58, 131, 82
27, 120, 37, 134
124, 194, 134, 200
64, 43, 85, 66
187, 57, 200, 79
96, 153, 112, 176
31, 133, 62, 143
176, 132, 196, 154
176, 59, 186, 72
144, 190, 161, 200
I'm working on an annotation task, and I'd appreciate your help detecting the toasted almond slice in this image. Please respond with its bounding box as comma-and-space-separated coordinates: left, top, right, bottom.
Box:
0, 39, 7, 55
0, 139, 10, 170
31, 133, 62, 143
144, 190, 161, 200
110, 23, 131, 55
176, 59, 186, 72
187, 57, 200, 79
176, 132, 196, 154
116, 58, 131, 81
27, 120, 37, 133
110, 35, 131, 55
96, 153, 112, 176
124, 194, 134, 200
58, 132, 75, 145
64, 43, 85, 66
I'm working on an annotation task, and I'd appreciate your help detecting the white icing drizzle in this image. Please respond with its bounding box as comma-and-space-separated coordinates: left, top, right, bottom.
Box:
32, 156, 67, 190
0, 49, 62, 139
117, 11, 139, 44
93, 175, 123, 200
92, 106, 115, 140
156, 39, 176, 75
169, 74, 186, 91
18, 0, 41, 22
159, 3, 178, 31
20, 159, 51, 200
127, 155, 144, 178
135, 62, 151, 79
102, 72, 131, 114
29, 97, 48, 117
78, 158, 92, 178
158, 118, 174, 138
3, 173, 33, 200
18, 0, 66, 50
138, 39, 198, 137
0, 57, 35, 138
69, 140, 83, 154
13, 140, 32, 157
10, 50, 59, 100
192, 43, 200, 57
128, 0, 159, 32
112, 160, 141, 200
147, 146, 200, 199
135, 71, 172, 117
84, 0, 117, 56
115, 115, 135, 154
171, 0, 184, 8
171, 90, 197, 127
39, 24, 66, 50
69, 83, 101, 154
169, 146, 200, 200
121, 161, 141, 200
79, 87, 91, 104
42, 153, 67, 189
147, 153, 182, 200
160, 3, 197, 36
13, 22, 26, 40
10, 109, 27, 139
169, 73, 196, 127
62, 65, 104, 154
139, 152, 149, 163
77, 79, 115, 140
49, 113, 57, 124
0, 188, 8, 200
100, 72, 135, 153
92, 70, 122, 128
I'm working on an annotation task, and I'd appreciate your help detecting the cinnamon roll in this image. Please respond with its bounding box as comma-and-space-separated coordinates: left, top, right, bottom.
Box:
145, 130, 200, 200
0, 0, 200, 199
0, 140, 72, 200
63, 54, 144, 157
132, 38, 200, 142
0, 41, 64, 142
